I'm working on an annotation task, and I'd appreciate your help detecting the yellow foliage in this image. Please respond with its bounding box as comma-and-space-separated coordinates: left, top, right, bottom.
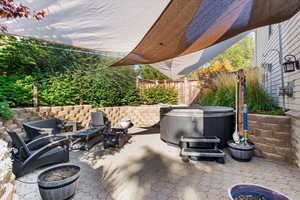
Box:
192, 59, 234, 79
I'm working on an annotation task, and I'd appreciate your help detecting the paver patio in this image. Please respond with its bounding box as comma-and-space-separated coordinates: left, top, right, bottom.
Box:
17, 127, 300, 200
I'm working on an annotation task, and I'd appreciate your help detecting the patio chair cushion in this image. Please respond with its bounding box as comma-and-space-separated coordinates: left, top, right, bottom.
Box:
90, 112, 106, 127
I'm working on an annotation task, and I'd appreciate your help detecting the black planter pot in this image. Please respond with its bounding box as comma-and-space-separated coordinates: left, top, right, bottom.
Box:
229, 184, 291, 200
38, 164, 80, 200
227, 140, 255, 162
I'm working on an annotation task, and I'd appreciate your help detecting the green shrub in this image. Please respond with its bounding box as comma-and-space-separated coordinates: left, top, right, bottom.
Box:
121, 86, 141, 106
38, 73, 81, 106
0, 35, 141, 108
0, 102, 15, 120
142, 86, 178, 105
36, 63, 139, 107
0, 57, 140, 107
0, 75, 33, 107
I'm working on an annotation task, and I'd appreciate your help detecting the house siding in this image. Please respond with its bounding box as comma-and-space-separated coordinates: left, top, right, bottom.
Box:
256, 12, 300, 111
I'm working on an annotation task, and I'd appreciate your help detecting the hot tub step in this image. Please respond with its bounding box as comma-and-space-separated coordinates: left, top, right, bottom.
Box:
179, 136, 225, 164
180, 136, 220, 143
181, 148, 225, 157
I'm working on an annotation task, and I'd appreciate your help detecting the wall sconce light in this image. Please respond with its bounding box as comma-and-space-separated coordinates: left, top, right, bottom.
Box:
282, 55, 300, 73
286, 81, 294, 97
279, 81, 295, 97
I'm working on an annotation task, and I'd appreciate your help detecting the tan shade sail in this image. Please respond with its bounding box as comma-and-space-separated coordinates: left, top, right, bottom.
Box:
114, 0, 300, 66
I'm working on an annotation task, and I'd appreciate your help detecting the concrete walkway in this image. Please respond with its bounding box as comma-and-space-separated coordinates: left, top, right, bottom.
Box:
17, 128, 300, 200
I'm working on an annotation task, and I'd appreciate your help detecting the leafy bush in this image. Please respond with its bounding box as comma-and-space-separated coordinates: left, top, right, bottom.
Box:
0, 75, 33, 107
0, 35, 143, 108
199, 70, 283, 115
142, 86, 178, 105
0, 102, 15, 120
188, 60, 234, 79
121, 86, 141, 106
1, 70, 141, 108
37, 63, 140, 107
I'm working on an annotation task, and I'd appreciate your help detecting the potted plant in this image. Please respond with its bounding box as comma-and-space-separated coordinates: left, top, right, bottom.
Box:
38, 164, 80, 200
227, 70, 255, 162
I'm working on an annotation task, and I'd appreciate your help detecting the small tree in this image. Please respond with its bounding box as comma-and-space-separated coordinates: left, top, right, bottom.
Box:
189, 59, 234, 79
0, 0, 46, 32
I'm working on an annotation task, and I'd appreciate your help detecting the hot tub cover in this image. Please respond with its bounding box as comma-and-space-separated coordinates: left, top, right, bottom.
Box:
161, 106, 234, 117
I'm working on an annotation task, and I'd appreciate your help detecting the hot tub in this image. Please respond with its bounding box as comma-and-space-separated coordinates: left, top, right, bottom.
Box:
160, 106, 234, 148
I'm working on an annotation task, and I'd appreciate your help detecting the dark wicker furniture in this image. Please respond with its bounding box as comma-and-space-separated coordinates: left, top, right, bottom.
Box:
7, 130, 70, 178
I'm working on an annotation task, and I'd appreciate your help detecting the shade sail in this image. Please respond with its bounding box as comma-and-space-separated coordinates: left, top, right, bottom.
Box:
2, 0, 170, 53
114, 0, 300, 66
3, 0, 300, 66
151, 32, 250, 79
150, 51, 203, 80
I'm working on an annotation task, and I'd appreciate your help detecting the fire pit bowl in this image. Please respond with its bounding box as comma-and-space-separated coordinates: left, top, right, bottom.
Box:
38, 164, 80, 200
229, 184, 291, 200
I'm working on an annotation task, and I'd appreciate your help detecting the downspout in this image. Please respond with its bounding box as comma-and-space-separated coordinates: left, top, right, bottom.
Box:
278, 23, 286, 110
255, 30, 258, 68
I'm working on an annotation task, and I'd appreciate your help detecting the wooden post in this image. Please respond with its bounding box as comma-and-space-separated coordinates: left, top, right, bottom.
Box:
136, 78, 139, 88
155, 80, 159, 86
184, 78, 189, 105
237, 69, 246, 139
33, 84, 38, 107
80, 88, 84, 105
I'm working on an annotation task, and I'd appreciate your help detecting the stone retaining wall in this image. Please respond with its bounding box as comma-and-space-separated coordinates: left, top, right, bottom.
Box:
286, 111, 300, 168
0, 140, 18, 200
0, 105, 162, 141
97, 106, 161, 128
248, 114, 292, 163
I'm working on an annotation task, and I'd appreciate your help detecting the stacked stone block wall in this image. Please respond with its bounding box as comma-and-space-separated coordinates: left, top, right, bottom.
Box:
0, 105, 162, 141
286, 111, 300, 168
0, 140, 18, 200
97, 105, 161, 127
248, 114, 292, 163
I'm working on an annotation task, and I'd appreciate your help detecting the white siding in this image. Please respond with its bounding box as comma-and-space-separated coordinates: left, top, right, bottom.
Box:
256, 12, 300, 111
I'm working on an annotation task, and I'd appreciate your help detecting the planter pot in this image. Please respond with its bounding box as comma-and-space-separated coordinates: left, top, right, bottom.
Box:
229, 184, 291, 200
38, 164, 80, 200
227, 140, 255, 162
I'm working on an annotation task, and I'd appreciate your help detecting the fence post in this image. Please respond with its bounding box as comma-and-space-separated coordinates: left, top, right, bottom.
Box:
80, 88, 84, 105
184, 78, 189, 105
136, 78, 139, 88
155, 80, 159, 85
33, 84, 38, 107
